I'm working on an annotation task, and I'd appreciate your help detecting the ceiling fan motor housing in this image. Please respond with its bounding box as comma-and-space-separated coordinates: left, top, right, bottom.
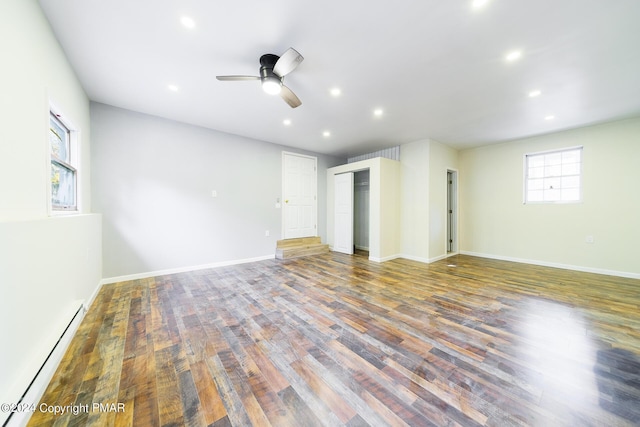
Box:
259, 54, 279, 68
260, 54, 281, 80
259, 54, 282, 94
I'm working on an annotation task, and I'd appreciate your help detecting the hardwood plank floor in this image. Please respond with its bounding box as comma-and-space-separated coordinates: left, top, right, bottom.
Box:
27, 253, 640, 426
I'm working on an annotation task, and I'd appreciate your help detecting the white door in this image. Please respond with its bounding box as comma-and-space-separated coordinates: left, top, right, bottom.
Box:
334, 172, 354, 254
282, 152, 317, 239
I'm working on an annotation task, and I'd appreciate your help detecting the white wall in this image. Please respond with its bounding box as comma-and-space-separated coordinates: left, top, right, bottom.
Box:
91, 103, 344, 280
0, 0, 102, 415
459, 117, 640, 277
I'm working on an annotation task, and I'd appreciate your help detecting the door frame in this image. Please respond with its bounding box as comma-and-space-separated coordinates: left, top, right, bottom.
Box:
447, 169, 459, 254
353, 170, 370, 251
281, 151, 318, 239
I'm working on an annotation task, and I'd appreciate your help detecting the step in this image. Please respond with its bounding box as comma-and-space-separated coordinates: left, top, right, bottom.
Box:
276, 244, 329, 260
276, 236, 322, 248
275, 237, 329, 260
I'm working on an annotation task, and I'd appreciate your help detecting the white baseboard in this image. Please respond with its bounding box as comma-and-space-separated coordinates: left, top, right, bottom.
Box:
351, 250, 639, 280
398, 252, 458, 264
83, 279, 103, 312
4, 302, 86, 427
429, 252, 458, 263
397, 253, 430, 264
460, 251, 640, 279
100, 254, 276, 285
361, 253, 458, 264
369, 254, 401, 263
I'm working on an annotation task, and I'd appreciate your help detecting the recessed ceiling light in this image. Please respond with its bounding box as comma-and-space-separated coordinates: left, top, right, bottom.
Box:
472, 0, 489, 9
168, 84, 179, 92
330, 88, 342, 97
528, 90, 541, 97
545, 115, 555, 120
373, 108, 384, 117
181, 16, 196, 29
322, 131, 331, 137
505, 50, 522, 62
283, 119, 292, 126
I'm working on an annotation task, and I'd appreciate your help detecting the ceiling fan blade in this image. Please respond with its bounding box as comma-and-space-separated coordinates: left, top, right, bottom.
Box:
216, 75, 260, 81
273, 48, 304, 77
281, 85, 302, 108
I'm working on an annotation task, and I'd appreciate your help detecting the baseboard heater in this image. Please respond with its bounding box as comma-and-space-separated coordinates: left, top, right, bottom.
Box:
3, 304, 85, 427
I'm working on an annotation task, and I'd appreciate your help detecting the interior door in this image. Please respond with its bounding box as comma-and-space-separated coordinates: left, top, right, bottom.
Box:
334, 172, 354, 254
282, 152, 317, 239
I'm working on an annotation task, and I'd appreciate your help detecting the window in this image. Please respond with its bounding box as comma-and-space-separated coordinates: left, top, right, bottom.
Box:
49, 112, 77, 211
524, 147, 582, 203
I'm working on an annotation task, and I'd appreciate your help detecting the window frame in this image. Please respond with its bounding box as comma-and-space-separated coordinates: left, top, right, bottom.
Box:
523, 146, 583, 205
48, 106, 80, 214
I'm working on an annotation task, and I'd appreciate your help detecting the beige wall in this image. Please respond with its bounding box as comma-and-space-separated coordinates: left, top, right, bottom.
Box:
378, 158, 402, 260
400, 140, 430, 261
400, 139, 458, 263
428, 140, 459, 260
0, 0, 102, 411
0, 3, 92, 220
459, 117, 640, 277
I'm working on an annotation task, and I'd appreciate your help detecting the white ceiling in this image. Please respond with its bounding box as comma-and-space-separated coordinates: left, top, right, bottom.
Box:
39, 0, 640, 158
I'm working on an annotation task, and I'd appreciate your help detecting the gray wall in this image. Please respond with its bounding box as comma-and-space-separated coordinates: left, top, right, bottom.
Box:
91, 103, 344, 279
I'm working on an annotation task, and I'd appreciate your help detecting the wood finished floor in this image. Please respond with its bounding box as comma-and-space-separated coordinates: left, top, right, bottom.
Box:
28, 253, 640, 426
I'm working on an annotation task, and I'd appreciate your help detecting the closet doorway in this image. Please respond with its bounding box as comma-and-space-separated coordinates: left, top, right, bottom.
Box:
447, 169, 458, 253
333, 169, 370, 255
354, 170, 370, 253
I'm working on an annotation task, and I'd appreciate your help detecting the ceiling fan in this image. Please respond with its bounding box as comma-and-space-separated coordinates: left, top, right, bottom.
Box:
216, 48, 304, 108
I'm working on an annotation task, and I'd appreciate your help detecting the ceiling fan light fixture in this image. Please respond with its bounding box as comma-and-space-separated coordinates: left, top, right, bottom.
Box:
262, 76, 282, 95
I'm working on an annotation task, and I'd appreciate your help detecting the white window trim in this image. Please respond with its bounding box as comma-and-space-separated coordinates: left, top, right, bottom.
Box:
523, 146, 583, 205
48, 102, 81, 216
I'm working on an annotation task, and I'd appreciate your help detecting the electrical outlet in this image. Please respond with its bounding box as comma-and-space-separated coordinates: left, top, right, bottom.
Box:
211, 190, 217, 198
585, 235, 594, 244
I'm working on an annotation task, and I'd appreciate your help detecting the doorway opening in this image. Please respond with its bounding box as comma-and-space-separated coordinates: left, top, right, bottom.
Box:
354, 170, 370, 255
447, 169, 458, 253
